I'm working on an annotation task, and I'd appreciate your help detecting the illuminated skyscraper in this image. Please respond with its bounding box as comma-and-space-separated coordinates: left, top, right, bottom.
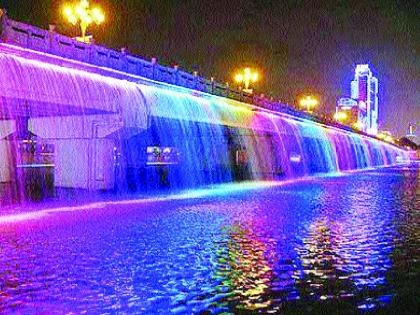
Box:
406, 123, 416, 141
350, 65, 378, 135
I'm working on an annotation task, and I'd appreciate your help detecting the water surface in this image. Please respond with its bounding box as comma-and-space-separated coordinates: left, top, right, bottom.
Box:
0, 165, 419, 314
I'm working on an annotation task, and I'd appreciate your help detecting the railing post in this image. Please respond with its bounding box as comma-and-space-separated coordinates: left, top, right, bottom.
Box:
193, 71, 198, 90
120, 47, 128, 72
88, 40, 95, 64
151, 57, 157, 80
173, 65, 179, 85
48, 24, 56, 54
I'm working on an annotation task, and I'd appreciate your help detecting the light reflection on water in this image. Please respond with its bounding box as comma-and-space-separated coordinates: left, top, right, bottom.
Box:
0, 164, 418, 314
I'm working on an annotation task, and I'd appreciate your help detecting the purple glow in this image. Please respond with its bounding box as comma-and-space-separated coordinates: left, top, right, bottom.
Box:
0, 40, 410, 209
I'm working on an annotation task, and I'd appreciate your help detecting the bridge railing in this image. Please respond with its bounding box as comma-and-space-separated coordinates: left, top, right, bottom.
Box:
0, 10, 403, 147
0, 12, 288, 108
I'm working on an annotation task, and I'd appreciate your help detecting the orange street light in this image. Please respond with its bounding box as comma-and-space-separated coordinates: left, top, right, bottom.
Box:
377, 132, 395, 143
63, 0, 105, 43
234, 67, 259, 93
352, 122, 364, 130
299, 95, 318, 113
334, 111, 348, 122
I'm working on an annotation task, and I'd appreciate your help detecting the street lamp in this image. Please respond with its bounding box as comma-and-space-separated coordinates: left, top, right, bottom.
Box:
377, 131, 395, 143
299, 95, 318, 113
234, 67, 259, 93
352, 122, 364, 130
334, 111, 348, 122
63, 0, 105, 43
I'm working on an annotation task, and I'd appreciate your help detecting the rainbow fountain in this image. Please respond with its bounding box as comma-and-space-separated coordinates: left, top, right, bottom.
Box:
0, 13, 410, 208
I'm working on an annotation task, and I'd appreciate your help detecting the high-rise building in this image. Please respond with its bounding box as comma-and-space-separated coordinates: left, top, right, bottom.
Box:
350, 65, 378, 135
336, 64, 379, 134
406, 123, 416, 141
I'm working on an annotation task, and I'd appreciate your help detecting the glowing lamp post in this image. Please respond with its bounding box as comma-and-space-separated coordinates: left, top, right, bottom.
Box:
63, 0, 105, 43
334, 111, 348, 122
299, 96, 318, 113
235, 68, 259, 94
377, 132, 394, 143
352, 122, 364, 130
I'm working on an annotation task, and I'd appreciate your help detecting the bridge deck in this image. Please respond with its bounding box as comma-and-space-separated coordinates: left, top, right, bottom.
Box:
0, 10, 403, 148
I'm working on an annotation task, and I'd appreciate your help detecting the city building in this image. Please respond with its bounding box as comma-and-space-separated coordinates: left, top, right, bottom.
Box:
406, 123, 416, 142
336, 64, 379, 135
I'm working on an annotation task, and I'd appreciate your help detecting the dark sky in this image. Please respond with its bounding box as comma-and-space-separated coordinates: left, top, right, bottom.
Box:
1, 0, 419, 139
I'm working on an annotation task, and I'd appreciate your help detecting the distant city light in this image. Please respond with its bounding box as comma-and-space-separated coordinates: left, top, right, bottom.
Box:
384, 136, 394, 143
337, 97, 358, 108
334, 111, 348, 122
406, 123, 416, 139
352, 122, 364, 130
377, 131, 395, 143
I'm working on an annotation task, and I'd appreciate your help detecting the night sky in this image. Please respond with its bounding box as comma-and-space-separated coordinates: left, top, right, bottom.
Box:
1, 0, 419, 140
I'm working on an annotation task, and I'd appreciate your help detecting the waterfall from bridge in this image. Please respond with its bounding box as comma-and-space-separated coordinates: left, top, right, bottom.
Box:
0, 51, 407, 205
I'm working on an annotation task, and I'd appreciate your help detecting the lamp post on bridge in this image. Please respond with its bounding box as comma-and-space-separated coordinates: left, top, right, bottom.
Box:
299, 95, 319, 114
334, 111, 348, 123
234, 67, 259, 94
62, 0, 105, 43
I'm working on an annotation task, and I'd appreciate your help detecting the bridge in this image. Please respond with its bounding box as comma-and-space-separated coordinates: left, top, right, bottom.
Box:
0, 10, 375, 130
0, 10, 410, 201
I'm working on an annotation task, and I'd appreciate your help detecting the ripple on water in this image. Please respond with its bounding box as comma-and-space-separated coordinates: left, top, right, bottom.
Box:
0, 165, 419, 313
